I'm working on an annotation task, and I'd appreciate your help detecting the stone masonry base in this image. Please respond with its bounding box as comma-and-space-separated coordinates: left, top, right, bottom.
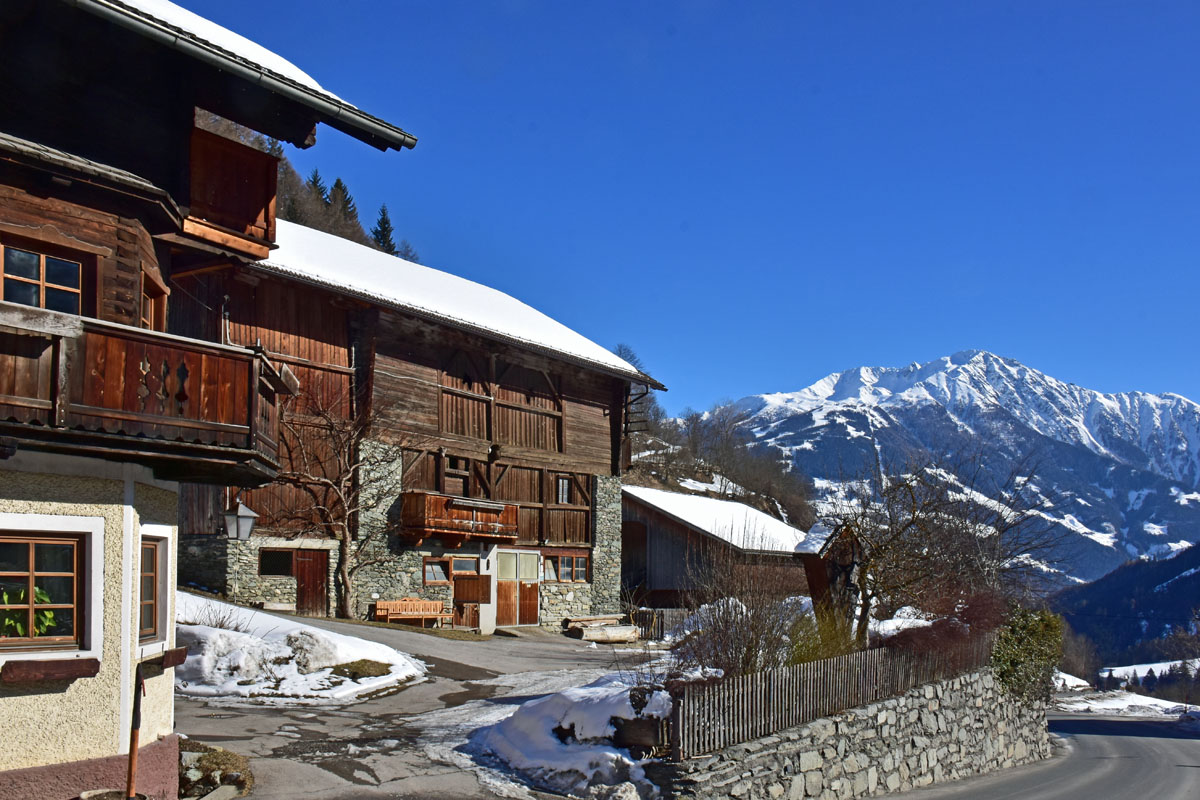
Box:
650, 670, 1049, 799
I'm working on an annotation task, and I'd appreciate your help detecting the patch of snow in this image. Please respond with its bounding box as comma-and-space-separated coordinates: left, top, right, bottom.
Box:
678, 473, 744, 495
259, 221, 644, 382
1054, 670, 1091, 691
473, 672, 671, 798
1141, 540, 1193, 560
1170, 486, 1200, 506
1127, 489, 1156, 512
174, 592, 424, 701
1100, 658, 1200, 681
1055, 689, 1188, 716
869, 607, 934, 639
1143, 521, 1168, 537
623, 485, 827, 554
1153, 566, 1200, 593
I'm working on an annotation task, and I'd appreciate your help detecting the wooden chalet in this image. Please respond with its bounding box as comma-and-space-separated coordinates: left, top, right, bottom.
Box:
176, 221, 663, 631
621, 485, 839, 608
0, 1, 414, 796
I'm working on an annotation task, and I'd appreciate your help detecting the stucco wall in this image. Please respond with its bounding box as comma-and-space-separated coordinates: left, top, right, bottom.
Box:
0, 456, 178, 773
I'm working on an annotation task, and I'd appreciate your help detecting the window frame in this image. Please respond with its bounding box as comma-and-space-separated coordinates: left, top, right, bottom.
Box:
258, 548, 296, 577
0, 534, 84, 649
0, 513, 104, 665
0, 236, 94, 317
138, 539, 160, 642
423, 557, 451, 586
136, 523, 173, 658
542, 551, 590, 583
139, 271, 168, 332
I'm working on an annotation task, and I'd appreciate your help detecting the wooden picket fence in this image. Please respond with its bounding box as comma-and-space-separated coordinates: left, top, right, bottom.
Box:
668, 634, 995, 760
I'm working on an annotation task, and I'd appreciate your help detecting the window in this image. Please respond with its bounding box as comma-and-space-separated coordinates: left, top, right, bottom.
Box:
2, 244, 83, 314
556, 476, 571, 505
451, 557, 479, 574
259, 549, 295, 576
140, 273, 167, 331
0, 534, 83, 648
139, 540, 160, 641
518, 552, 539, 582
424, 558, 450, 585
544, 554, 588, 583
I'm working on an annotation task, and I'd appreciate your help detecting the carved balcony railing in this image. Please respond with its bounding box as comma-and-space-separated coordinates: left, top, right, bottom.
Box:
400, 491, 519, 546
0, 302, 292, 485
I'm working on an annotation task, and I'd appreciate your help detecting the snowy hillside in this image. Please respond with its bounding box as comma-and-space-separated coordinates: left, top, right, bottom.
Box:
736, 350, 1200, 581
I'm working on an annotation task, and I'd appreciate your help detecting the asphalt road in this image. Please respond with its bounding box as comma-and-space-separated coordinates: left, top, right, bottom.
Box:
893, 714, 1200, 800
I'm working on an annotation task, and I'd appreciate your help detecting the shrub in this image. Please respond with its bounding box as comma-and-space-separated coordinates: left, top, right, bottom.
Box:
991, 607, 1062, 703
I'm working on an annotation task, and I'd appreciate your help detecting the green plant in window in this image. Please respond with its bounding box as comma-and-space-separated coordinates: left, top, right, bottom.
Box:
0, 586, 56, 637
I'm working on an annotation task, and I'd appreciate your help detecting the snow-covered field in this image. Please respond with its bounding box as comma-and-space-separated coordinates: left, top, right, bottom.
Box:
1055, 689, 1194, 716
1100, 658, 1200, 681
175, 592, 424, 702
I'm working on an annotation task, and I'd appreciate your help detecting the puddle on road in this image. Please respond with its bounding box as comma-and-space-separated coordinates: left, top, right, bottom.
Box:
437, 680, 500, 707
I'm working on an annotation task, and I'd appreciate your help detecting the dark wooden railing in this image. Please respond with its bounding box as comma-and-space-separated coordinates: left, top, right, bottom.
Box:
668, 635, 996, 760
0, 303, 287, 485
400, 491, 519, 544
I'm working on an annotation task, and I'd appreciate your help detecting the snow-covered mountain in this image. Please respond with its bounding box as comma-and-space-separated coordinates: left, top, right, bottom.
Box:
736, 350, 1200, 581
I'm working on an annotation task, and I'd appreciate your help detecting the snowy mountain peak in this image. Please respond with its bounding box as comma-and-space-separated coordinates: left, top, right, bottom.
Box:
737, 352, 1200, 581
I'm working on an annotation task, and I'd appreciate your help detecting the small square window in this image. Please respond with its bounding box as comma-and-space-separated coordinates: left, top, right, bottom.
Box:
259, 550, 294, 576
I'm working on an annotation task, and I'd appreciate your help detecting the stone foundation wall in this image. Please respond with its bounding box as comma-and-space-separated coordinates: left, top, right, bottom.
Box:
179, 534, 337, 613
591, 475, 622, 615
654, 669, 1049, 799
540, 581, 593, 626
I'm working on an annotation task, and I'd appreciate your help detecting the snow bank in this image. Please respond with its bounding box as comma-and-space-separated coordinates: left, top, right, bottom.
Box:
869, 606, 933, 639
473, 672, 671, 798
175, 592, 424, 701
1055, 689, 1189, 716
1054, 670, 1092, 691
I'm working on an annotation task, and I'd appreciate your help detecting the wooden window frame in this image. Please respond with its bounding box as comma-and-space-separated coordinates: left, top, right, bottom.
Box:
0, 533, 86, 650
139, 271, 168, 332
258, 549, 296, 577
424, 556, 481, 586
138, 539, 161, 642
542, 551, 590, 583
1, 240, 86, 316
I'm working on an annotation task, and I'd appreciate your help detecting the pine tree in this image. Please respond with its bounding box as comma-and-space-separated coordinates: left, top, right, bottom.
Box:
396, 239, 420, 263
329, 178, 360, 227
370, 204, 398, 255
306, 169, 329, 205
1143, 668, 1158, 694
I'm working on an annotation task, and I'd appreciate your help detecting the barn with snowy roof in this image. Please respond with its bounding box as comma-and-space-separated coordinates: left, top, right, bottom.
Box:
621, 485, 853, 609
176, 219, 661, 632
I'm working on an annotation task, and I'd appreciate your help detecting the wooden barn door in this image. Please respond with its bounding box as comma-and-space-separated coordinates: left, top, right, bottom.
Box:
294, 550, 328, 617
496, 551, 539, 626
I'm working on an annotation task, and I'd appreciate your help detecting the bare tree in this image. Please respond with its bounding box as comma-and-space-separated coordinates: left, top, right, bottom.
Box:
265, 391, 424, 618
822, 451, 1062, 644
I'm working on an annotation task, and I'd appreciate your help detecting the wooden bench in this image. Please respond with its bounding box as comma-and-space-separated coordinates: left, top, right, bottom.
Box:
375, 598, 453, 628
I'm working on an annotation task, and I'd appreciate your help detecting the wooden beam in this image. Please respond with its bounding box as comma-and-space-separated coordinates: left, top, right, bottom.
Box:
1, 658, 100, 682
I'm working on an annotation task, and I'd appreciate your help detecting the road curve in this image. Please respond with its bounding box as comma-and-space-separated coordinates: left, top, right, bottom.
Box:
891, 714, 1200, 800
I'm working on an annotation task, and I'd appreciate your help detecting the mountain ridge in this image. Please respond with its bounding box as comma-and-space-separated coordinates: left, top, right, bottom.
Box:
735, 350, 1200, 581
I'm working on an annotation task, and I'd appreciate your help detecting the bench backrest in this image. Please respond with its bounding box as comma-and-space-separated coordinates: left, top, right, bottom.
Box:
377, 599, 447, 614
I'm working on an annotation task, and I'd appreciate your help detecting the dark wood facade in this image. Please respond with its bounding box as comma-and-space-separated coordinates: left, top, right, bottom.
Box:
622, 491, 814, 608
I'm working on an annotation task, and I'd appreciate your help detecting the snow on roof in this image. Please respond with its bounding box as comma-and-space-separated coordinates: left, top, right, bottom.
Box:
623, 485, 827, 555
110, 0, 334, 97
256, 221, 650, 382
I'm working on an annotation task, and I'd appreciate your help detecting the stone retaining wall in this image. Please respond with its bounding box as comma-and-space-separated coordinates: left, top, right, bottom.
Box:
652, 669, 1048, 799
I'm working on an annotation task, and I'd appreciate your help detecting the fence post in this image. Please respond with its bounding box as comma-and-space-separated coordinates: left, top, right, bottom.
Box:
670, 689, 684, 762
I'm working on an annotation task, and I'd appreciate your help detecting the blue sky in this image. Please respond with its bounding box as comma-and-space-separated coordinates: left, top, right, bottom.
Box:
190, 1, 1200, 414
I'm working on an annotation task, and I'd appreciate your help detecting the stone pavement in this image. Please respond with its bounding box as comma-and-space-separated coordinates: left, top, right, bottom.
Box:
176, 621, 641, 798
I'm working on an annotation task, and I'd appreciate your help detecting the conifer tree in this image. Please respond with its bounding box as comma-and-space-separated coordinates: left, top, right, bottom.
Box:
1143, 668, 1158, 693
396, 239, 420, 263
329, 178, 360, 227
306, 169, 329, 205
371, 204, 398, 255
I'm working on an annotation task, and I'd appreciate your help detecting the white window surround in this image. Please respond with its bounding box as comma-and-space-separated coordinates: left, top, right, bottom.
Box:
0, 512, 105, 666
136, 523, 174, 660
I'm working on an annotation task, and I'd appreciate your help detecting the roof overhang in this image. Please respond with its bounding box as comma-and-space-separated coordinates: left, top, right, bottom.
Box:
67, 0, 417, 152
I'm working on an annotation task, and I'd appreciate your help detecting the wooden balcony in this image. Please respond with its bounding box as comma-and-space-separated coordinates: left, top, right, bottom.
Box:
0, 303, 291, 485
182, 127, 278, 259
400, 491, 519, 546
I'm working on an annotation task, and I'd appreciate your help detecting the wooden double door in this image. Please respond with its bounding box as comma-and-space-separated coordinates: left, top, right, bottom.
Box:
496, 551, 539, 627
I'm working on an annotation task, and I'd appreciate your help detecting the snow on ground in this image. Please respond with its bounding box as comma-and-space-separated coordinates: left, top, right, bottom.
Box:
175, 592, 424, 702
1154, 566, 1200, 593
1054, 670, 1092, 691
1100, 658, 1200, 681
678, 472, 744, 495
1055, 689, 1191, 716
472, 673, 671, 798
869, 606, 934, 638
